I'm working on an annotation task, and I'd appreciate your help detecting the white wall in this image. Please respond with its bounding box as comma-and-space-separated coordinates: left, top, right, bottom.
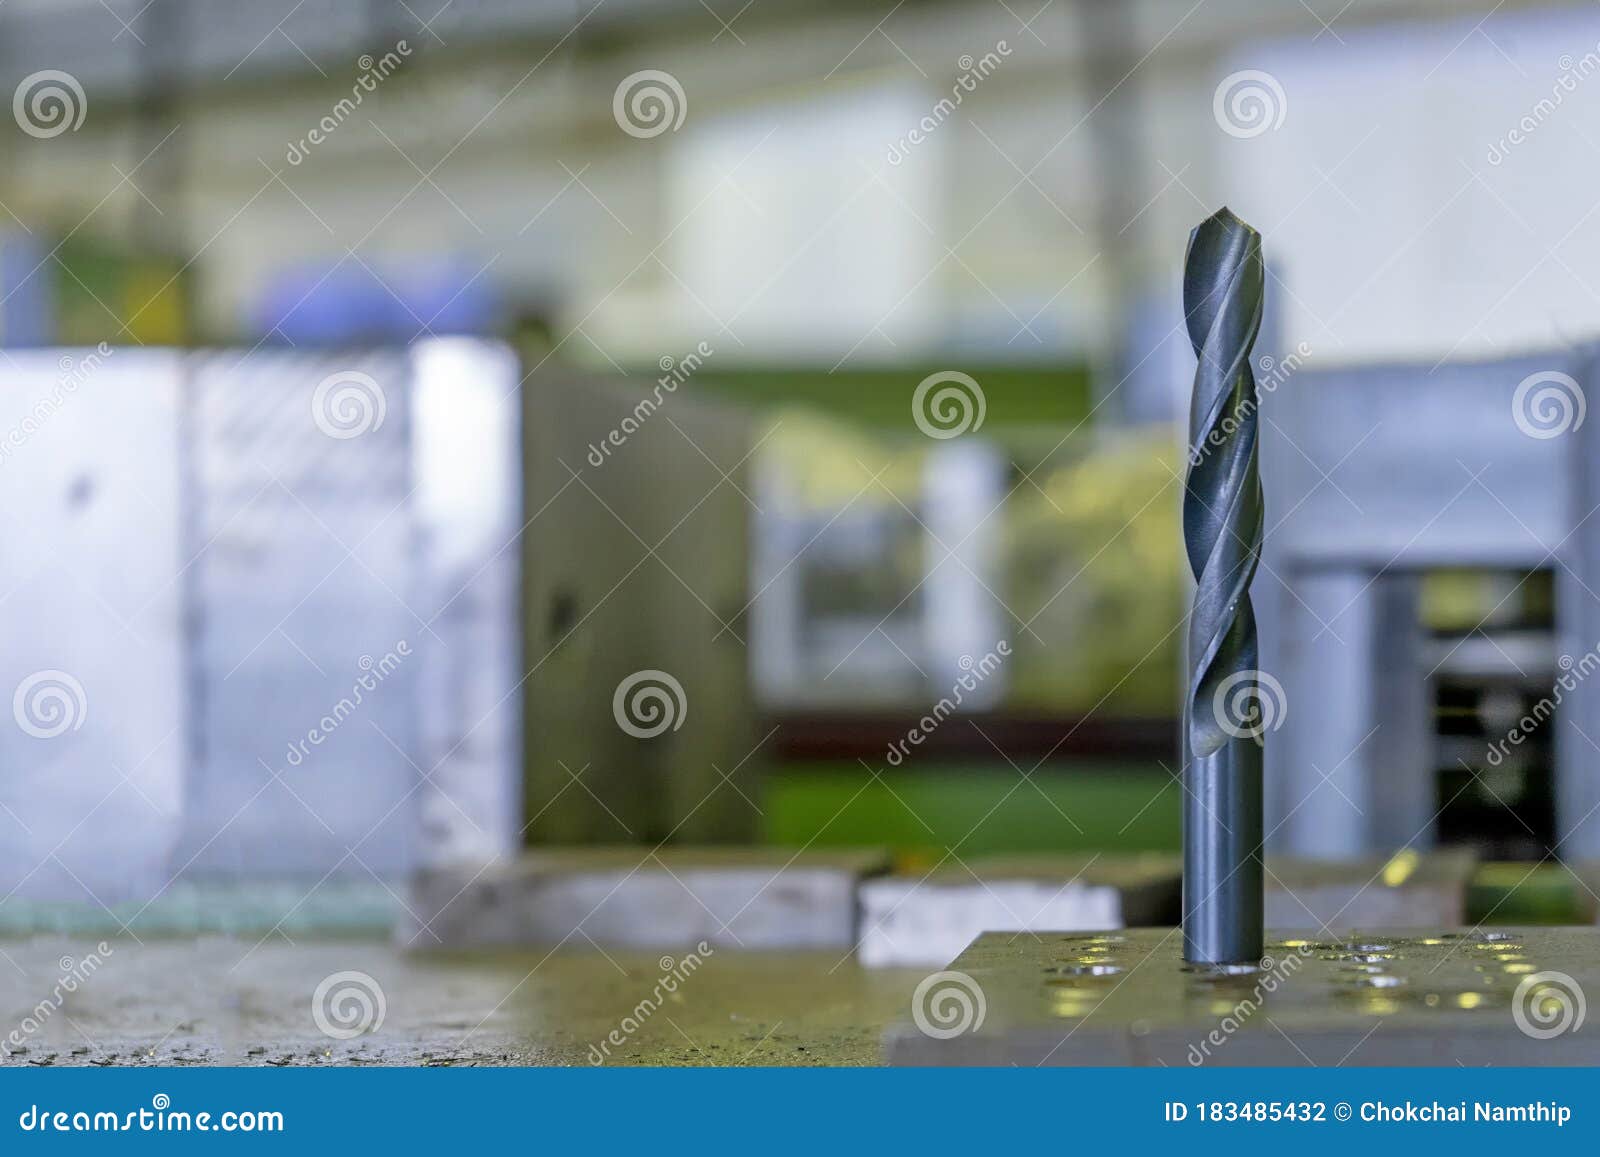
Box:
1226, 6, 1600, 363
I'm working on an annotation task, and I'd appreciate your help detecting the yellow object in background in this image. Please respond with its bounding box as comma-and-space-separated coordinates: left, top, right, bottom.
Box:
1005, 429, 1185, 717
55, 235, 190, 347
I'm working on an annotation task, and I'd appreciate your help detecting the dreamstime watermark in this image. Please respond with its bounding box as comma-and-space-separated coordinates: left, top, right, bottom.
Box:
283, 643, 410, 767
2, 944, 114, 1058
12, 670, 87, 739
886, 641, 1010, 766
587, 341, 714, 467
1511, 369, 1585, 439
1189, 342, 1313, 466
613, 70, 687, 138
286, 42, 412, 165
912, 370, 986, 439
312, 970, 386, 1039
312, 369, 387, 438
588, 943, 714, 1064
612, 670, 686, 739
1212, 70, 1287, 139
1186, 944, 1313, 1065
886, 41, 1012, 165
17, 1095, 284, 1133
1512, 970, 1585, 1039
1485, 642, 1600, 767
13, 70, 86, 139
0, 343, 113, 468
1210, 668, 1288, 742
1487, 46, 1600, 165
911, 970, 986, 1039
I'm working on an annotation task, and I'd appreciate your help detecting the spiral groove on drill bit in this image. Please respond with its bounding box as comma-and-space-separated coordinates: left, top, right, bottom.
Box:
1183, 208, 1264, 754
1180, 206, 1265, 964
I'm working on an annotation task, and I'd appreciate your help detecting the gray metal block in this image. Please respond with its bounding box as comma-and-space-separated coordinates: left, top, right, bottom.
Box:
858, 854, 1180, 967
1257, 347, 1600, 862
404, 847, 890, 951
886, 926, 1600, 1066
0, 349, 186, 905
1266, 851, 1477, 930
180, 349, 419, 878
410, 339, 523, 869
1266, 352, 1575, 568
521, 370, 759, 845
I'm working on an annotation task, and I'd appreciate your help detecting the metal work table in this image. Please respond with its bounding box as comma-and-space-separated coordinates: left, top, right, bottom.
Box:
886, 926, 1600, 1066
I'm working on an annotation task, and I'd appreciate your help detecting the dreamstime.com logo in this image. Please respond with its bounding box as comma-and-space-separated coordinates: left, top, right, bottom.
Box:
1187, 945, 1313, 1065
311, 970, 386, 1039
1211, 668, 1287, 742
0, 343, 115, 469
1487, 44, 1600, 165
312, 370, 387, 439
1485, 642, 1600, 767
13, 70, 86, 138
613, 669, 687, 738
1512, 370, 1585, 439
911, 970, 986, 1039
588, 944, 714, 1064
613, 70, 687, 138
286, 41, 411, 165
886, 41, 1012, 164
3, 943, 114, 1058
13, 670, 87, 739
587, 341, 714, 467
1513, 970, 1586, 1040
17, 1094, 283, 1134
283, 643, 410, 768
886, 641, 1010, 766
1212, 70, 1287, 139
1189, 342, 1313, 467
912, 370, 986, 439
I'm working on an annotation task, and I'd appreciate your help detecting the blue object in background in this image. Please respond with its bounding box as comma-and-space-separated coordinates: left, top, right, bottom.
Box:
0, 231, 55, 347
254, 258, 500, 345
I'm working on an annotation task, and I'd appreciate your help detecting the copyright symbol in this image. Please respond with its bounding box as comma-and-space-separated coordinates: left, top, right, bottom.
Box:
1334, 1102, 1352, 1121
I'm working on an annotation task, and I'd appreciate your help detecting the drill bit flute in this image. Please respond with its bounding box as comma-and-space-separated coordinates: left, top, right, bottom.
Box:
1181, 208, 1265, 965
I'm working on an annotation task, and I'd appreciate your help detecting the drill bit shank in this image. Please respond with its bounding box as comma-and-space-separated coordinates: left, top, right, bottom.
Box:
1181, 207, 1265, 965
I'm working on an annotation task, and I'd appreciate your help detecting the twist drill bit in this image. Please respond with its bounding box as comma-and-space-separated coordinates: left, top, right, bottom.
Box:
1181, 207, 1265, 965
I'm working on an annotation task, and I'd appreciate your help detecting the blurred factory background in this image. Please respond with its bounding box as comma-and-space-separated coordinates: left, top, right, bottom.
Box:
3, 0, 1600, 937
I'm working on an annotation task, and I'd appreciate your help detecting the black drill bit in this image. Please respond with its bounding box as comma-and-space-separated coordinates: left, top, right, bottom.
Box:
1181, 207, 1265, 965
